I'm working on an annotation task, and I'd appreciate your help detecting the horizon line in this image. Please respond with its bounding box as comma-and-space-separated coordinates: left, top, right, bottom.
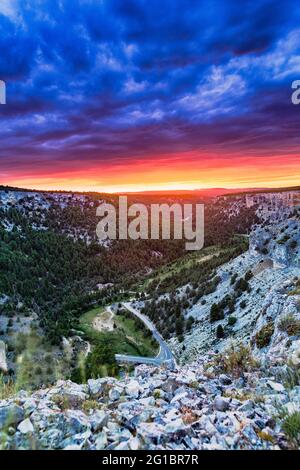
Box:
1, 183, 300, 196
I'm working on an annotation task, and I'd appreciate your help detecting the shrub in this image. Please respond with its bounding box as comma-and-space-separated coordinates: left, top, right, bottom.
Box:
216, 325, 224, 339
228, 316, 237, 326
278, 315, 300, 336
35, 366, 42, 375
85, 337, 119, 379
0, 376, 16, 400
52, 394, 73, 411
257, 430, 275, 443
210, 303, 224, 322
234, 278, 249, 292
245, 270, 253, 281
255, 322, 274, 349
216, 343, 259, 377
153, 389, 162, 399
282, 411, 300, 447
282, 366, 300, 390
82, 400, 99, 413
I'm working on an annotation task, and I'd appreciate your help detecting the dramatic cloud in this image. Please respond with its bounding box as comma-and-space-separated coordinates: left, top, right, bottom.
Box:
0, 0, 300, 190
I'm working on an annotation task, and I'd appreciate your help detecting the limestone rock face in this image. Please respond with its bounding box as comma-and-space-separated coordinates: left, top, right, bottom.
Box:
170, 215, 300, 365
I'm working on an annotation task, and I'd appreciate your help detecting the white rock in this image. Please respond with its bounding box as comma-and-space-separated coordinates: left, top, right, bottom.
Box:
165, 418, 186, 433
88, 379, 104, 396
267, 381, 285, 393
125, 380, 140, 398
290, 349, 300, 366
18, 418, 34, 434
213, 396, 230, 412
109, 388, 121, 401
95, 432, 108, 450
129, 437, 141, 450
139, 396, 155, 406
90, 410, 108, 431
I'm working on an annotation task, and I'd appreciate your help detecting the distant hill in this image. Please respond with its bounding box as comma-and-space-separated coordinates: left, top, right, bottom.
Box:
2, 184, 299, 199
224, 186, 300, 198
114, 188, 266, 198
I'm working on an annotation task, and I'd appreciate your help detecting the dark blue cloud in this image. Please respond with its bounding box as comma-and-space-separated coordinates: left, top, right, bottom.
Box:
1, 0, 300, 177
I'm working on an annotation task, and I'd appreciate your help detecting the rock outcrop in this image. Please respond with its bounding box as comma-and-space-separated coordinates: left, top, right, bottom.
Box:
1, 350, 300, 450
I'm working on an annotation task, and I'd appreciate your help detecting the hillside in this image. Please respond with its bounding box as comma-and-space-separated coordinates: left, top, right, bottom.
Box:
0, 187, 300, 450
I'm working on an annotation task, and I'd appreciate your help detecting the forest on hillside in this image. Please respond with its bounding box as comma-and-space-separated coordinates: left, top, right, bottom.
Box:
0, 195, 258, 343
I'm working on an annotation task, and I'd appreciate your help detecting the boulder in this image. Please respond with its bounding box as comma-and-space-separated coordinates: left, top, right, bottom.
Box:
213, 396, 230, 412
125, 381, 140, 398
17, 418, 34, 434
0, 404, 24, 428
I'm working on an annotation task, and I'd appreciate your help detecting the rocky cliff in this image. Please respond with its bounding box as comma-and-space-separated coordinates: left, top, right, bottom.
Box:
1, 346, 300, 450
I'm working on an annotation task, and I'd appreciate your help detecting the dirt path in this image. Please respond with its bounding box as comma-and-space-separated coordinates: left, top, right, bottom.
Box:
93, 308, 115, 332
196, 253, 219, 264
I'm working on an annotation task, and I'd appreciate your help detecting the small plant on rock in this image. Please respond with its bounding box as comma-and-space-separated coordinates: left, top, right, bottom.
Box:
282, 411, 300, 448
215, 343, 259, 377
278, 314, 300, 336
82, 400, 99, 413
228, 316, 237, 326
255, 322, 274, 349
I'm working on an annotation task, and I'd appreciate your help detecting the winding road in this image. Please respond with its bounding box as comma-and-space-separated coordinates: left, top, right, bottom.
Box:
115, 302, 176, 369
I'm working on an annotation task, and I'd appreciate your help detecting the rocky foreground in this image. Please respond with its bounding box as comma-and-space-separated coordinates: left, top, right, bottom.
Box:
1, 349, 300, 450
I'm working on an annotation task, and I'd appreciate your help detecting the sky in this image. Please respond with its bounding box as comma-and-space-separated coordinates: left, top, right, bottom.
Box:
0, 0, 300, 192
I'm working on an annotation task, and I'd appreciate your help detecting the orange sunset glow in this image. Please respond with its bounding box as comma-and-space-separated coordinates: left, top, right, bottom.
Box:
4, 151, 300, 193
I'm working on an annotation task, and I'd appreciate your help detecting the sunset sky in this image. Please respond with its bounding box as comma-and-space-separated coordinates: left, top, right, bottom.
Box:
0, 0, 300, 192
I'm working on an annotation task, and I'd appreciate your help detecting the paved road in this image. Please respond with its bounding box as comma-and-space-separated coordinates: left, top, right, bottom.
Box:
115, 302, 176, 369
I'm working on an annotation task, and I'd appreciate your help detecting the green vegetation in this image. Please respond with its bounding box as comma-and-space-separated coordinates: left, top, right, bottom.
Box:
79, 307, 106, 342
282, 366, 300, 390
210, 303, 224, 322
0, 331, 72, 395
141, 236, 248, 340
0, 192, 258, 385
282, 411, 300, 448
288, 279, 300, 296
0, 206, 186, 344
228, 316, 237, 326
80, 307, 157, 357
139, 245, 221, 292
255, 322, 274, 349
115, 309, 158, 355
75, 306, 158, 379
216, 324, 225, 339
277, 234, 290, 244
85, 336, 120, 379
145, 237, 248, 296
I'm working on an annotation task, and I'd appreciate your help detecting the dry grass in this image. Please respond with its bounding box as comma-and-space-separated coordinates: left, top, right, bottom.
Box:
278, 315, 300, 336
215, 343, 259, 377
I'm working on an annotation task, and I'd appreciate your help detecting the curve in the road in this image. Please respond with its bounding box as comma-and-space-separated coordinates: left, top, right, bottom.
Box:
114, 302, 176, 369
